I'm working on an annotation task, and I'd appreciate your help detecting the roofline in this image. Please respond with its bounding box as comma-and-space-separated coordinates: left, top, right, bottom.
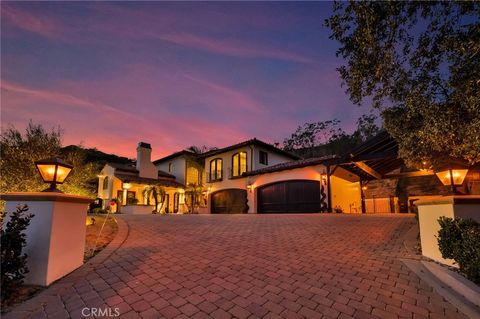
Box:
200, 138, 300, 160
153, 150, 196, 164
243, 156, 334, 177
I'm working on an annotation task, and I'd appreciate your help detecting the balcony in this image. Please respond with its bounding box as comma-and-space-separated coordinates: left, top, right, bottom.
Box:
206, 171, 223, 183
228, 166, 248, 179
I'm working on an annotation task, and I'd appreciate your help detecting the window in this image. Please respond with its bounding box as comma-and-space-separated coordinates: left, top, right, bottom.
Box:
168, 162, 173, 172
232, 152, 247, 177
259, 150, 268, 165
102, 176, 109, 190
187, 166, 200, 185
209, 158, 223, 181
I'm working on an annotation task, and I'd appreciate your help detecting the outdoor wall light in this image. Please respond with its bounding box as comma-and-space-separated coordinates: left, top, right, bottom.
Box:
122, 182, 132, 190
435, 168, 469, 193
247, 184, 253, 193
361, 186, 368, 191
35, 157, 73, 192
320, 173, 328, 182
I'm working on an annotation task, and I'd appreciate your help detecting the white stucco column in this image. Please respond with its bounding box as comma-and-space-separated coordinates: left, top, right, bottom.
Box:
247, 188, 256, 213
415, 196, 480, 267
1, 192, 92, 286
122, 189, 128, 205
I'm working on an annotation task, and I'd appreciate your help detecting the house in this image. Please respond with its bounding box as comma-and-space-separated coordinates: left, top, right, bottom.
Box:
97, 142, 185, 214
152, 138, 363, 214
97, 134, 480, 215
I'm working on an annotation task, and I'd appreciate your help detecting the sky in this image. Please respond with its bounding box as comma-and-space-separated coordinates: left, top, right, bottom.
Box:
1, 2, 371, 159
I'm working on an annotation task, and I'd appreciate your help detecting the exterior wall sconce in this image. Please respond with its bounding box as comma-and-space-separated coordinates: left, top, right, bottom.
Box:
320, 173, 328, 183
361, 186, 368, 191
435, 168, 469, 193
35, 157, 73, 193
247, 184, 253, 193
122, 182, 131, 190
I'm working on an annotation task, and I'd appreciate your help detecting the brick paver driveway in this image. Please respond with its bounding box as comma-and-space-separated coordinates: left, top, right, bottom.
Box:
6, 214, 467, 319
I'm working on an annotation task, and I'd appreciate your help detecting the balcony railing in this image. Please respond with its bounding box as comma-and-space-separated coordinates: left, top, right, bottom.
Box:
228, 165, 248, 179
206, 171, 223, 183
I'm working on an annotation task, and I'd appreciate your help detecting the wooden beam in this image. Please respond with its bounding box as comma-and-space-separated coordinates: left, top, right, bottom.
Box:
353, 161, 383, 180
349, 150, 398, 162
383, 170, 435, 179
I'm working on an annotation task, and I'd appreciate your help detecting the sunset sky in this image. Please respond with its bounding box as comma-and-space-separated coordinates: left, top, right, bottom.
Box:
1, 2, 371, 159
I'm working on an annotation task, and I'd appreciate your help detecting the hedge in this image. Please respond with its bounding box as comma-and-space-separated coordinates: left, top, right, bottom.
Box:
437, 216, 480, 284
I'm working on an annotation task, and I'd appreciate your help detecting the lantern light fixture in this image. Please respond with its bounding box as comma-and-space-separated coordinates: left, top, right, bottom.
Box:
122, 182, 132, 190
435, 168, 469, 193
35, 157, 73, 193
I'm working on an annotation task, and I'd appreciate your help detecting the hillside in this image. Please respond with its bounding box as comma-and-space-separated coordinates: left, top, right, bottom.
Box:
61, 145, 134, 167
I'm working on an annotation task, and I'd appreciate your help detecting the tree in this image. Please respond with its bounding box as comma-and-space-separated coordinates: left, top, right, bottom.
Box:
283, 119, 345, 150
184, 183, 203, 214
326, 2, 480, 168
282, 114, 381, 157
142, 185, 166, 213
353, 114, 381, 143
186, 145, 217, 154
0, 122, 97, 196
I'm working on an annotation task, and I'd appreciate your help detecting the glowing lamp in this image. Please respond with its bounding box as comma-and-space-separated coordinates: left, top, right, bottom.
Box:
122, 182, 132, 190
435, 168, 468, 193
247, 184, 253, 193
35, 157, 73, 192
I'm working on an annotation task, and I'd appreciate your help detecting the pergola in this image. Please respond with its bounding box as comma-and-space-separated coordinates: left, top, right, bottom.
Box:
324, 131, 435, 213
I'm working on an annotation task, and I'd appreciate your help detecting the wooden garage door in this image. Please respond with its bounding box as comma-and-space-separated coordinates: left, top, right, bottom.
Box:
211, 189, 248, 214
258, 180, 320, 213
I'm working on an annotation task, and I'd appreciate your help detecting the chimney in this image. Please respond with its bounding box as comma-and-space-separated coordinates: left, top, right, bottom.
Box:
136, 142, 158, 179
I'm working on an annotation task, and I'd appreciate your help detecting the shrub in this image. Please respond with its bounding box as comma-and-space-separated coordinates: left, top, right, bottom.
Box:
1, 205, 34, 305
437, 216, 480, 284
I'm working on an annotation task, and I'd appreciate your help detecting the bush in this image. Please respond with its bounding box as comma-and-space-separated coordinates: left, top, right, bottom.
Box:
1, 205, 34, 305
437, 216, 480, 284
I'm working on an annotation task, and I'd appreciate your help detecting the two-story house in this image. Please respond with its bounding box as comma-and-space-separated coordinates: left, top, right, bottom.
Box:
152, 138, 364, 214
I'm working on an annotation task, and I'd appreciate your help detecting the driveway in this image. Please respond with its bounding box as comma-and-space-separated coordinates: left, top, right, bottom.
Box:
5, 214, 467, 319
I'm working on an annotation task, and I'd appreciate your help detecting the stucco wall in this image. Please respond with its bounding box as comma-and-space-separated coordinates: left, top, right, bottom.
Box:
253, 145, 294, 169
330, 175, 362, 214
205, 146, 252, 181
156, 156, 186, 184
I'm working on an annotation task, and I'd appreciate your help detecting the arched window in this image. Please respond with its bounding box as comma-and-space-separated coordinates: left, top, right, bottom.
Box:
168, 162, 173, 172
103, 176, 109, 190
209, 158, 223, 182
232, 152, 247, 177
187, 166, 200, 185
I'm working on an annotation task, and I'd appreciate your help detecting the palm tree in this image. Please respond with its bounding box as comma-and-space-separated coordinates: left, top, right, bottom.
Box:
143, 185, 166, 213
184, 183, 203, 214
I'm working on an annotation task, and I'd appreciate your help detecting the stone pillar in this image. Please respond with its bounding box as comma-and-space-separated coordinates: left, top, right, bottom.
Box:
415, 196, 480, 267
1, 192, 92, 286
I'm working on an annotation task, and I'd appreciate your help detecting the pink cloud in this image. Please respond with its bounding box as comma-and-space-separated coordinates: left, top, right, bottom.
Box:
1, 4, 57, 38
154, 32, 315, 65
1, 79, 252, 159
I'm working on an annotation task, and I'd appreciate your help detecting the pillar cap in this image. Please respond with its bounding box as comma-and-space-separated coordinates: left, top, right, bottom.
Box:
415, 195, 480, 206
0, 192, 93, 204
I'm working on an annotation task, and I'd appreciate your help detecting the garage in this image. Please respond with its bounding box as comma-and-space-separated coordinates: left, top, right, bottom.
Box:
211, 189, 248, 214
258, 180, 321, 213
